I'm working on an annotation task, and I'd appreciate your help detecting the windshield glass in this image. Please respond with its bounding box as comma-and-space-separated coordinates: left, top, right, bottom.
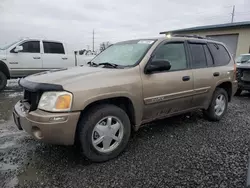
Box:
236, 55, 250, 63
0, 39, 22, 50
91, 39, 156, 66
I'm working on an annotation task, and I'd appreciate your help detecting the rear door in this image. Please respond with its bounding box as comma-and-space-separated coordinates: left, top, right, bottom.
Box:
190, 42, 232, 109
188, 42, 215, 108
42, 41, 71, 69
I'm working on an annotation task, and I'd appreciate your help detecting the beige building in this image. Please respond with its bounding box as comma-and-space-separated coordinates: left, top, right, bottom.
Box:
160, 21, 250, 58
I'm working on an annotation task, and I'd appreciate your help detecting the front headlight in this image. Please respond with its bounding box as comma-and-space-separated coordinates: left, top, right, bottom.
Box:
38, 91, 73, 112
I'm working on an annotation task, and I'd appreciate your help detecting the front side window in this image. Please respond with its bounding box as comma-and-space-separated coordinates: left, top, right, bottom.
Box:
91, 39, 156, 66
43, 42, 65, 54
19, 41, 40, 53
152, 43, 187, 71
208, 43, 231, 66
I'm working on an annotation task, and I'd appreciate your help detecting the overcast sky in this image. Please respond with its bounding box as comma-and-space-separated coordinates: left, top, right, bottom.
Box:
0, 0, 250, 52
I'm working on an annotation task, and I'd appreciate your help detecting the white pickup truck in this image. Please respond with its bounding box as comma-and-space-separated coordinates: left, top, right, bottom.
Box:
0, 38, 95, 91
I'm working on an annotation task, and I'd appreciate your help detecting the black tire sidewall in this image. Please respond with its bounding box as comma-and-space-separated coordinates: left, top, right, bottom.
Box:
0, 71, 7, 91
78, 105, 131, 162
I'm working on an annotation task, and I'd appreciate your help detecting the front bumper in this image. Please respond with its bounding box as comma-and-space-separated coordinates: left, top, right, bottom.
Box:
13, 100, 80, 145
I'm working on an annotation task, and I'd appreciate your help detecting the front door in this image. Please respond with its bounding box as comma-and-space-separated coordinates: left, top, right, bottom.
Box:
8, 40, 43, 77
141, 41, 194, 122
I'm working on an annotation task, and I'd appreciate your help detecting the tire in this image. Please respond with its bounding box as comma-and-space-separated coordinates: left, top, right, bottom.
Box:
203, 88, 228, 121
78, 104, 131, 162
234, 88, 242, 96
0, 71, 7, 91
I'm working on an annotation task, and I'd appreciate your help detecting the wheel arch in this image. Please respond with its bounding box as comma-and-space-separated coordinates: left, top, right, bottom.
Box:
0, 61, 10, 79
216, 81, 232, 102
79, 96, 139, 127
74, 95, 141, 145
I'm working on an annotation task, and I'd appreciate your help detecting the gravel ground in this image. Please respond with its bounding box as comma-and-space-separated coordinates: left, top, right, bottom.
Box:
1, 81, 250, 188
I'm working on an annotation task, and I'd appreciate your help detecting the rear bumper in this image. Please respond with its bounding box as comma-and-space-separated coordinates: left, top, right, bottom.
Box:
232, 80, 238, 95
13, 100, 80, 145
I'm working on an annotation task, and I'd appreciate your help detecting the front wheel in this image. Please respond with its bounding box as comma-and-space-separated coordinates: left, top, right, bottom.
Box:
0, 71, 7, 91
203, 88, 228, 121
78, 104, 131, 162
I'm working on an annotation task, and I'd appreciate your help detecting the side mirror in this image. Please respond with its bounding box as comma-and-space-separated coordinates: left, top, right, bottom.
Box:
14, 46, 23, 53
145, 60, 171, 74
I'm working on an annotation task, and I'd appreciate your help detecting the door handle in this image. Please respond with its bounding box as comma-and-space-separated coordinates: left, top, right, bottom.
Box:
62, 57, 68, 60
213, 72, 220, 77
182, 76, 190, 81
33, 57, 41, 59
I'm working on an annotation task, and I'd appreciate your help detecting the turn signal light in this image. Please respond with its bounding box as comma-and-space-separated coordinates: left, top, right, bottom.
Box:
55, 94, 72, 110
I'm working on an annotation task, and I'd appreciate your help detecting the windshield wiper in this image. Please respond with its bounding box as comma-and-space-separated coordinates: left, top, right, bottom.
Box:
97, 62, 119, 68
87, 61, 98, 67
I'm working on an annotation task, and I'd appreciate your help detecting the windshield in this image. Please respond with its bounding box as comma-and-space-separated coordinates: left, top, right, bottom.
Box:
0, 39, 22, 50
91, 39, 156, 66
236, 55, 250, 63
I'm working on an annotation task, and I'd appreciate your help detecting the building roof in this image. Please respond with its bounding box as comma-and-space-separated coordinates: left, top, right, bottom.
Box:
160, 21, 250, 34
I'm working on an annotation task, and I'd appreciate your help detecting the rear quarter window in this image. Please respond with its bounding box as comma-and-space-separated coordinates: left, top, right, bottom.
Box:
208, 43, 231, 66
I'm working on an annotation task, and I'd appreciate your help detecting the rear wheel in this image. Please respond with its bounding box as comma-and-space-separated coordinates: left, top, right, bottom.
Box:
234, 88, 242, 96
203, 88, 228, 121
78, 104, 131, 162
0, 71, 7, 91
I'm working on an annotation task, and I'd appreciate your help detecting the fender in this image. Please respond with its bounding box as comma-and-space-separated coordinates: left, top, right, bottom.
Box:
78, 91, 143, 127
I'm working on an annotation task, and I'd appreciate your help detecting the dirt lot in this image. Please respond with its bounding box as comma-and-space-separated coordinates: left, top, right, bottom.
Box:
1, 80, 250, 188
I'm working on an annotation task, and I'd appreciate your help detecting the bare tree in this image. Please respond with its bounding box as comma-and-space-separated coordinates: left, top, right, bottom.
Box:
100, 41, 112, 52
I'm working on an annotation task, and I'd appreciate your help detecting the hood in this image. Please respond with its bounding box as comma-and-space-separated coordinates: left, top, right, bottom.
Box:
25, 66, 112, 85
237, 63, 250, 69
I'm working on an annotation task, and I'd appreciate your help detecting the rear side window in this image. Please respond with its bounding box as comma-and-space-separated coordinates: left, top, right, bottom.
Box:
204, 45, 214, 67
189, 44, 207, 68
19, 41, 40, 53
43, 42, 65, 54
208, 43, 231, 66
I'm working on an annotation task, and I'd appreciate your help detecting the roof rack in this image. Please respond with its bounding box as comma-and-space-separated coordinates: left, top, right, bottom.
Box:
172, 34, 209, 39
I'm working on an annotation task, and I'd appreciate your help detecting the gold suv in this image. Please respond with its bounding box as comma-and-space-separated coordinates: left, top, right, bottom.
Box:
13, 36, 238, 162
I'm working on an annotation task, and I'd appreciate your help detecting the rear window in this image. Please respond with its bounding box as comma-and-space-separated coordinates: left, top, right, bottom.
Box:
208, 43, 231, 66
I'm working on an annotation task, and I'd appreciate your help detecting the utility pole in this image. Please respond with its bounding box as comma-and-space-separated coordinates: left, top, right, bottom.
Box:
92, 29, 95, 52
231, 5, 235, 23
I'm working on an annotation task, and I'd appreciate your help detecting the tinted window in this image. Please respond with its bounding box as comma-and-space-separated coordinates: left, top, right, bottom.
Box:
208, 43, 231, 66
43, 42, 65, 54
204, 45, 214, 67
20, 41, 40, 53
152, 43, 187, 71
190, 44, 206, 68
